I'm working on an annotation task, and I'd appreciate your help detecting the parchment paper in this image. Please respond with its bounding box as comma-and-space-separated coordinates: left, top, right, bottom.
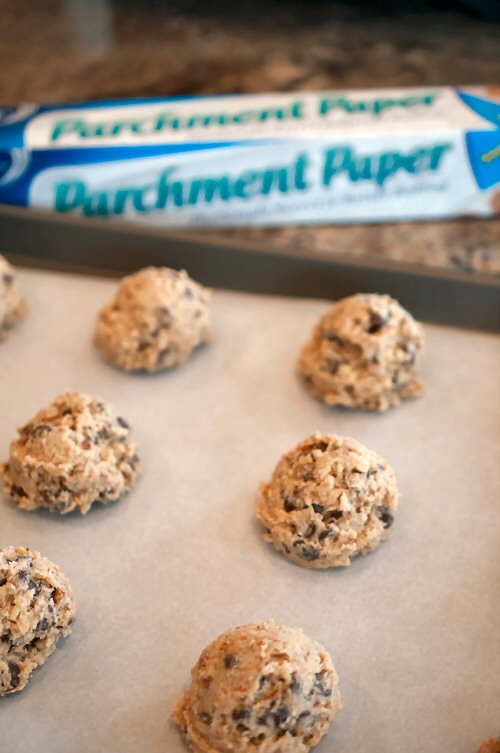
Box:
0, 269, 499, 753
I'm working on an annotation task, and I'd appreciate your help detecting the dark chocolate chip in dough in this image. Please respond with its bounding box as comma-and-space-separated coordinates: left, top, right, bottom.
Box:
232, 708, 250, 721
11, 485, 27, 498
36, 618, 49, 632
295, 543, 320, 561
274, 704, 289, 726
314, 671, 332, 697
8, 661, 20, 690
378, 507, 394, 528
304, 522, 317, 538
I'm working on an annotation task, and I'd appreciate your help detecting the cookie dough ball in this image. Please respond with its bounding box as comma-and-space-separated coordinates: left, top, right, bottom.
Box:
172, 620, 341, 753
257, 433, 398, 568
0, 546, 76, 695
0, 255, 27, 341
298, 293, 424, 411
94, 266, 212, 372
1, 392, 140, 515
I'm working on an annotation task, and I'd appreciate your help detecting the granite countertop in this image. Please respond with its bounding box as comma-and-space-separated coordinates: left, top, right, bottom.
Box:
1, 0, 499, 275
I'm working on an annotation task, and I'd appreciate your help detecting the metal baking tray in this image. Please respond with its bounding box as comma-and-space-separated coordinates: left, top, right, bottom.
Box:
1, 205, 499, 332
0, 266, 498, 753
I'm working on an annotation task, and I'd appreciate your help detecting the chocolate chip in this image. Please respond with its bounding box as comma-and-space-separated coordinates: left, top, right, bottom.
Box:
183, 287, 194, 299
1, 631, 12, 644
304, 522, 317, 538
17, 569, 29, 583
236, 724, 250, 733
391, 371, 401, 386
232, 708, 250, 721
0, 578, 6, 587
157, 346, 171, 362
224, 654, 236, 669
378, 507, 394, 528
62, 408, 73, 416
312, 440, 329, 452
28, 579, 41, 595
319, 527, 336, 541
36, 618, 49, 632
367, 312, 386, 334
298, 710, 311, 720
250, 734, 265, 744
137, 342, 149, 352
30, 424, 52, 438
295, 543, 320, 561
290, 674, 301, 693
322, 330, 344, 345
324, 509, 343, 523
200, 712, 212, 725
274, 705, 289, 726
8, 661, 20, 689
314, 672, 332, 697
117, 417, 129, 429
325, 358, 341, 374
3, 273, 14, 285
312, 503, 324, 514
283, 495, 297, 513
11, 485, 27, 498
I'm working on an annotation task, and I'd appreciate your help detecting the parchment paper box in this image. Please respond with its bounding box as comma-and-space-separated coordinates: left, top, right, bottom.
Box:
0, 86, 499, 227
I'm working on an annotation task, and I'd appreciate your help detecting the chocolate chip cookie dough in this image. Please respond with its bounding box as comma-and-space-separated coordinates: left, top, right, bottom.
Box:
1, 392, 140, 515
94, 266, 212, 372
257, 433, 398, 568
0, 255, 27, 341
298, 293, 424, 411
0, 546, 76, 695
172, 620, 341, 753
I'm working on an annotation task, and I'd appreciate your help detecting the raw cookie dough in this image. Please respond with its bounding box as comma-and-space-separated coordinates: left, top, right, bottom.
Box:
298, 293, 424, 411
479, 739, 500, 753
257, 433, 398, 568
172, 620, 341, 753
94, 266, 212, 372
0, 255, 27, 341
1, 391, 140, 515
0, 546, 76, 695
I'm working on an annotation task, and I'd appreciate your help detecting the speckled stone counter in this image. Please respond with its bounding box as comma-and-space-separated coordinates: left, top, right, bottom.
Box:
1, 0, 499, 275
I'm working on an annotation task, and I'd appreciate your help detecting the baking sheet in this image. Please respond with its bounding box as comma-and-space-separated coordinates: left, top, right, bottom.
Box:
0, 268, 499, 753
